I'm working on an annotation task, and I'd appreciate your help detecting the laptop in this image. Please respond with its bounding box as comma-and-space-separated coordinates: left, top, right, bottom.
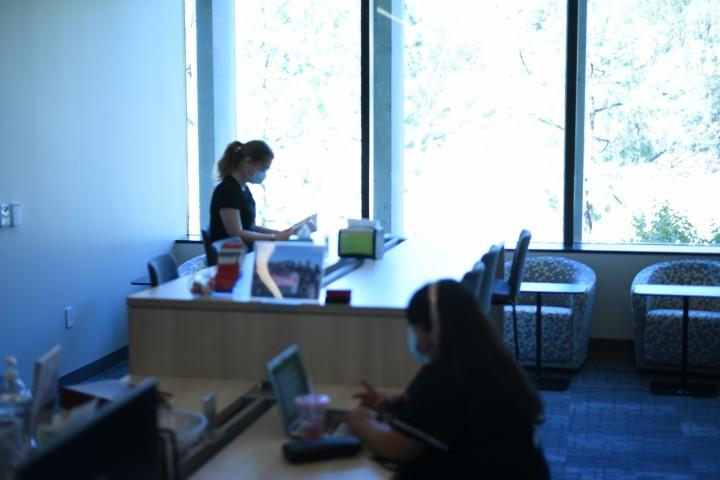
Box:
266, 344, 349, 439
250, 241, 325, 304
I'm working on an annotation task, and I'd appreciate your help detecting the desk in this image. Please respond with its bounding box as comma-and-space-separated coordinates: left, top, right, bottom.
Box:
128, 237, 501, 388
136, 377, 392, 479
192, 384, 392, 480
632, 284, 720, 398
518, 282, 588, 391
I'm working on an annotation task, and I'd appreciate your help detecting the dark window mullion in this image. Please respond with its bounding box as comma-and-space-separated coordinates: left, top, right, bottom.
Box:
564, 0, 587, 246
361, 0, 371, 219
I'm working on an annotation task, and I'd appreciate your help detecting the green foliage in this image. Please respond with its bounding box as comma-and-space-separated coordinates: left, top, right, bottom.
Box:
631, 201, 709, 244
710, 225, 720, 244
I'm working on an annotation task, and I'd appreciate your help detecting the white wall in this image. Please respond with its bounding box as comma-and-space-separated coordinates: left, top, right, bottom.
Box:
0, 0, 187, 382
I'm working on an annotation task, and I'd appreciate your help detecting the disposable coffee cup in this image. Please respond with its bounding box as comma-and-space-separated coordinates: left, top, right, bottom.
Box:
294, 393, 330, 440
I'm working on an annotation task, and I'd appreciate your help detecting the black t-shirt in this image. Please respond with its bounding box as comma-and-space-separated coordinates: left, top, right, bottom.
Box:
389, 360, 550, 480
209, 176, 256, 243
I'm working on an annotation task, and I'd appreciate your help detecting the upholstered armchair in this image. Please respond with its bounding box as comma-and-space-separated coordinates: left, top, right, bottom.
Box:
502, 256, 596, 370
631, 259, 720, 372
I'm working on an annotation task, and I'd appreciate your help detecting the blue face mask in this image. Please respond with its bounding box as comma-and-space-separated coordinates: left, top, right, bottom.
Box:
407, 327, 430, 365
248, 169, 267, 184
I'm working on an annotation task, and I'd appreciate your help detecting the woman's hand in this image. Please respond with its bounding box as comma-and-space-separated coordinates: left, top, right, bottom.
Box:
353, 380, 394, 412
275, 228, 294, 241
345, 406, 377, 437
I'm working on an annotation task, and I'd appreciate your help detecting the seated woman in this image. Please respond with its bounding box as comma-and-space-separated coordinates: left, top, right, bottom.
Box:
209, 140, 295, 247
346, 279, 550, 479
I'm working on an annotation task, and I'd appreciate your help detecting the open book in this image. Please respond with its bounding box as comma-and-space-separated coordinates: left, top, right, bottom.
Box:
291, 213, 318, 233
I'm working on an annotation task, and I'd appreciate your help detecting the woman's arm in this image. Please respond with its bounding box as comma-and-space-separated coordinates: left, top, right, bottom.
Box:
346, 407, 425, 463
219, 208, 293, 242
251, 225, 278, 234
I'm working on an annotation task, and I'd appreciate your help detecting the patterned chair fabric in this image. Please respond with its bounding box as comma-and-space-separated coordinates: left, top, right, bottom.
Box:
631, 259, 720, 372
177, 254, 208, 277
501, 256, 596, 370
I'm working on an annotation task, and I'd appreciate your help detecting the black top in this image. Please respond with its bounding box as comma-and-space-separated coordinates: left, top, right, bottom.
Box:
389, 360, 550, 480
209, 176, 256, 243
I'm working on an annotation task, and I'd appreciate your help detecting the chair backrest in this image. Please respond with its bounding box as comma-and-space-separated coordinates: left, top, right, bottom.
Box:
476, 242, 504, 315
461, 264, 485, 301
633, 259, 720, 312
201, 228, 218, 267
147, 253, 179, 287
177, 254, 208, 277
517, 255, 597, 306
507, 229, 532, 300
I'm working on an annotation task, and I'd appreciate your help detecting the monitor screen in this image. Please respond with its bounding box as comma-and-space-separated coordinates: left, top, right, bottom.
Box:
16, 379, 161, 480
266, 344, 311, 434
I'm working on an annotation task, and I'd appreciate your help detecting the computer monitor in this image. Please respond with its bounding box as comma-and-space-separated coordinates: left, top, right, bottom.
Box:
16, 379, 161, 480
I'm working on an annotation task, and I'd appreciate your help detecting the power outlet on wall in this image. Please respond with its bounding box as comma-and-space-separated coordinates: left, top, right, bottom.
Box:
0, 204, 11, 227
64, 306, 75, 329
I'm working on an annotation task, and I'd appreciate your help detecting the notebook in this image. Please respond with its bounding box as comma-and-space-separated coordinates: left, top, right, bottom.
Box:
266, 344, 349, 439
250, 241, 325, 304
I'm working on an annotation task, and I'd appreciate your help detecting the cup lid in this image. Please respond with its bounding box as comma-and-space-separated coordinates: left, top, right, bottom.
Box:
294, 393, 330, 407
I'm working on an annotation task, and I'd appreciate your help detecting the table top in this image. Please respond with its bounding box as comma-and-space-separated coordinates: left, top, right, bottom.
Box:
128, 236, 494, 312
328, 235, 493, 309
520, 282, 588, 294
128, 375, 257, 413
632, 284, 720, 298
140, 377, 394, 480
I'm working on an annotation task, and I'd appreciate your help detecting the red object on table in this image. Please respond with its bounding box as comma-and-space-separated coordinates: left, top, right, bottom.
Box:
214, 242, 246, 292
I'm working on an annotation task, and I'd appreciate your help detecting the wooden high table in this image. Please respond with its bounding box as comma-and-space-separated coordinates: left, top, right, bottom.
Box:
127, 237, 503, 389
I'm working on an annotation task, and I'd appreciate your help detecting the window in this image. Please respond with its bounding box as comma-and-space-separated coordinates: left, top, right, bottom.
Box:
582, 0, 720, 245
234, 1, 361, 235
188, 0, 720, 248
394, 1, 568, 242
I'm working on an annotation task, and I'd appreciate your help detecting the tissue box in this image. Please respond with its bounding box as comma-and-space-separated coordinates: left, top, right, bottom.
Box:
338, 221, 384, 259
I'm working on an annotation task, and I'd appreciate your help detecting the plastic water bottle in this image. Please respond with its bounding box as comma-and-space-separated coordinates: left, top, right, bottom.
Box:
0, 357, 32, 478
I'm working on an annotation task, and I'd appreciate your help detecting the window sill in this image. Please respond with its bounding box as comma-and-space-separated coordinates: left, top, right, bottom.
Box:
177, 236, 720, 256
528, 242, 720, 256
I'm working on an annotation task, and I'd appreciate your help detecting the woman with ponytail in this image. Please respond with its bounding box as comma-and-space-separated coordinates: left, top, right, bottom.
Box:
209, 140, 295, 246
346, 279, 550, 479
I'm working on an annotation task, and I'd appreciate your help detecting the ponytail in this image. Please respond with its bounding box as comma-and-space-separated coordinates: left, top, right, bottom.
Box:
216, 140, 275, 180
216, 141, 244, 180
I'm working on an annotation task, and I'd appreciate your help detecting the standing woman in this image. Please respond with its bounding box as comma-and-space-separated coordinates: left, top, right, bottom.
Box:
209, 140, 295, 247
346, 279, 550, 479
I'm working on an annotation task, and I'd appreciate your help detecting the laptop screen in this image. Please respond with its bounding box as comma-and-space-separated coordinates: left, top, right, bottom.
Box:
266, 344, 312, 435
250, 241, 325, 303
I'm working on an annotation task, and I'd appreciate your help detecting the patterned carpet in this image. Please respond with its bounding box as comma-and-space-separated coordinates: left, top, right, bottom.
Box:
91, 353, 720, 479
539, 353, 720, 480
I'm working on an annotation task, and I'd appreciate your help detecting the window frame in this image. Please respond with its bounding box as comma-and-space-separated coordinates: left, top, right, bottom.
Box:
188, 0, 719, 254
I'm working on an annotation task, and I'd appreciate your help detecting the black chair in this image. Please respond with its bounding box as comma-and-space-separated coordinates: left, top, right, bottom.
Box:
476, 242, 504, 316
462, 264, 485, 300
147, 254, 179, 287
491, 229, 532, 357
201, 228, 218, 267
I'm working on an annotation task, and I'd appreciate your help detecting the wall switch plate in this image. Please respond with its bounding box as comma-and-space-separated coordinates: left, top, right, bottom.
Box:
64, 306, 75, 329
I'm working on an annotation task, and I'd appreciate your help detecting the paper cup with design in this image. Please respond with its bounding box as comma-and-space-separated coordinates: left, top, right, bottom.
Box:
294, 393, 330, 440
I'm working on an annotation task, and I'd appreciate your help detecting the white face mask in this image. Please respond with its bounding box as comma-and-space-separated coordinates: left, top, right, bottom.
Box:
248, 169, 267, 184
407, 327, 430, 365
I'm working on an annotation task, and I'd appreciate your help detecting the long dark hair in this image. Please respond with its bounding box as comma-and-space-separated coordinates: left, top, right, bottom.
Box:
406, 279, 544, 425
216, 140, 274, 180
